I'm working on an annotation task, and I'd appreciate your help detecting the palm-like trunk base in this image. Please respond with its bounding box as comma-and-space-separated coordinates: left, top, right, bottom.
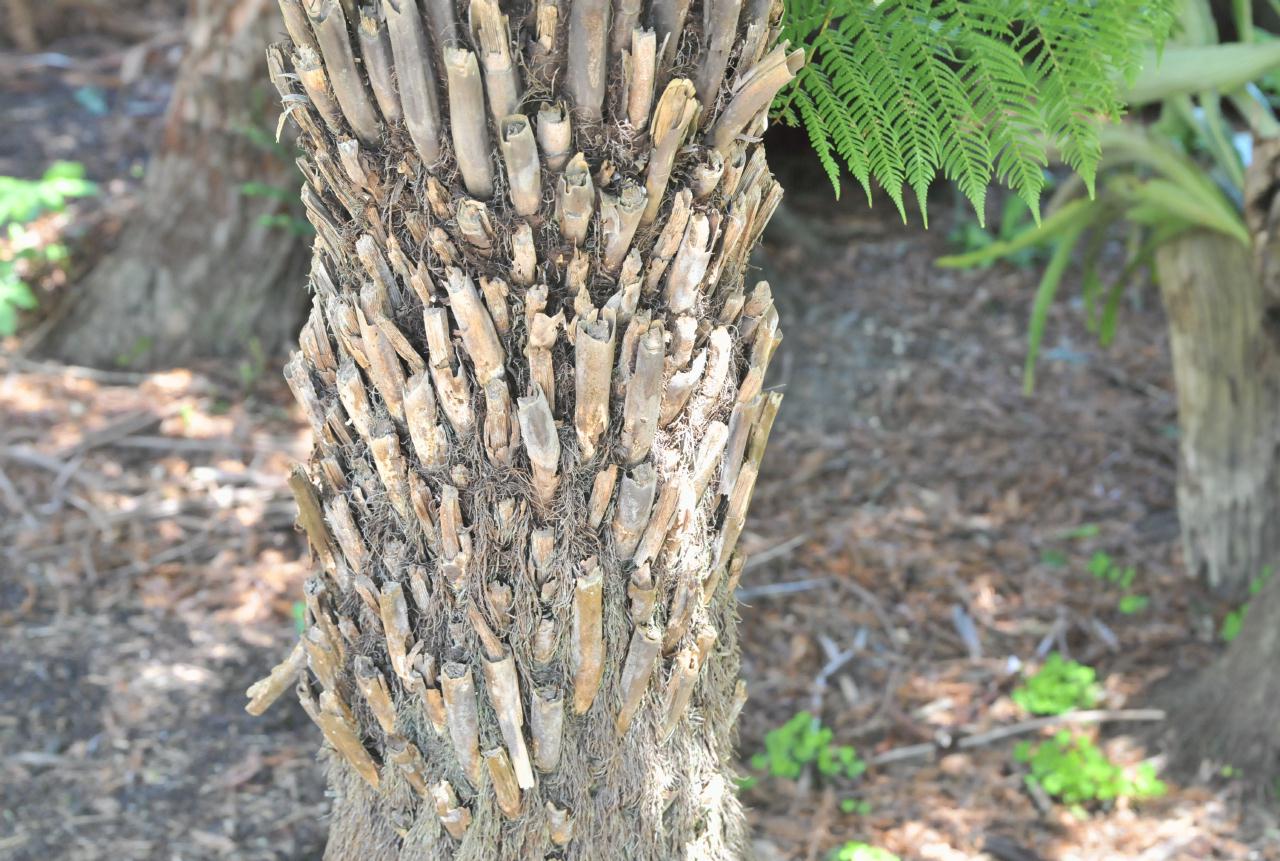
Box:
247, 1, 799, 857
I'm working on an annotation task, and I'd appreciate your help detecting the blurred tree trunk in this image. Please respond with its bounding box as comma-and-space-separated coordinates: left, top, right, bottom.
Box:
1152, 140, 1280, 600
1161, 139, 1280, 780
1165, 572, 1280, 778
38, 0, 309, 370
245, 0, 798, 857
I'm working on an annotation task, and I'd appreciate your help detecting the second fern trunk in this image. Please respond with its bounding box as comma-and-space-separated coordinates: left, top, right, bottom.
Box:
1154, 139, 1280, 600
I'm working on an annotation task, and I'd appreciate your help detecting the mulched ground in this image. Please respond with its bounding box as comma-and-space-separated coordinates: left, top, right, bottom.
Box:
3, 14, 1279, 861
737, 152, 1278, 860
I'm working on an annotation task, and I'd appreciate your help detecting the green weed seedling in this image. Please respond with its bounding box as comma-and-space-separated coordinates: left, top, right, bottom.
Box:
1011, 653, 1100, 716
1087, 552, 1134, 588
0, 161, 98, 335
1116, 594, 1150, 615
1039, 523, 1097, 568
1015, 731, 1166, 806
749, 711, 866, 784
830, 844, 899, 861
1086, 552, 1149, 614
1222, 567, 1274, 643
840, 798, 871, 815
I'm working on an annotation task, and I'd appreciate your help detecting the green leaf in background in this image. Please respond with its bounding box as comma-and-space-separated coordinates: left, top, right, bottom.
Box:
0, 161, 98, 226
830, 843, 900, 861
1117, 594, 1150, 614
1220, 609, 1245, 642
0, 264, 38, 336
1124, 42, 1280, 107
1040, 549, 1069, 567
0, 161, 99, 336
1060, 524, 1101, 540
1023, 219, 1087, 393
240, 181, 295, 202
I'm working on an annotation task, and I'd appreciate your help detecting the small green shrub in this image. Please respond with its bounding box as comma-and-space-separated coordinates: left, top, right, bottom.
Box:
830, 844, 899, 861
1040, 548, 1069, 567
0, 161, 97, 224
0, 161, 97, 335
1015, 731, 1166, 805
749, 711, 866, 782
1040, 524, 1098, 567
1011, 653, 1100, 716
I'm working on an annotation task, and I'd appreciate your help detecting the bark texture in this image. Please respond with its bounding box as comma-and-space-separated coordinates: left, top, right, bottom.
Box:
1162, 572, 1280, 779
247, 1, 801, 858
1153, 139, 1280, 600
39, 0, 309, 370
1158, 139, 1280, 785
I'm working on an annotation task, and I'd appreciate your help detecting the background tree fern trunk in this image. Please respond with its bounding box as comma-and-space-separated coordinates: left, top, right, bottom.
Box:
1153, 138, 1280, 600
40, 0, 310, 369
249, 0, 801, 857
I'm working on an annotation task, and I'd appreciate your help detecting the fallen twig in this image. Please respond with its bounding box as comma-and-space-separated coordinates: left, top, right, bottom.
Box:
834, 576, 899, 651
743, 533, 809, 571
808, 635, 857, 713
866, 708, 1166, 767
736, 576, 832, 601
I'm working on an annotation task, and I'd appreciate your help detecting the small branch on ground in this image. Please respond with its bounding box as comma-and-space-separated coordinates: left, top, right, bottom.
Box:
866, 709, 1167, 767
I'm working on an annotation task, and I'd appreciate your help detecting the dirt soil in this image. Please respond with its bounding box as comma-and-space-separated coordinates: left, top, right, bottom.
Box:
3, 18, 1279, 861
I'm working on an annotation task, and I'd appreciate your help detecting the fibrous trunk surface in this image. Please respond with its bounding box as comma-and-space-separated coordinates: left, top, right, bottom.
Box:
248, 0, 801, 858
1154, 138, 1280, 600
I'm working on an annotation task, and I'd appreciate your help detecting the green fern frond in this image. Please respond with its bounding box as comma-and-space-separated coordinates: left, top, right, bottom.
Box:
774, 0, 1178, 222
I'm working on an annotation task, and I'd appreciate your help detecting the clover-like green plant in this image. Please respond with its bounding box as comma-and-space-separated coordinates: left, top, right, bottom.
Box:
749, 711, 866, 783
830, 844, 900, 861
1015, 731, 1166, 805
0, 161, 98, 335
1011, 653, 1101, 716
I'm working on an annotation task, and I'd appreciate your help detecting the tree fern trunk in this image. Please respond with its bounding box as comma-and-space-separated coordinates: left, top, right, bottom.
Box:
1158, 138, 1280, 784
1162, 569, 1280, 781
248, 1, 801, 857
39, 0, 309, 369
1153, 139, 1280, 600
